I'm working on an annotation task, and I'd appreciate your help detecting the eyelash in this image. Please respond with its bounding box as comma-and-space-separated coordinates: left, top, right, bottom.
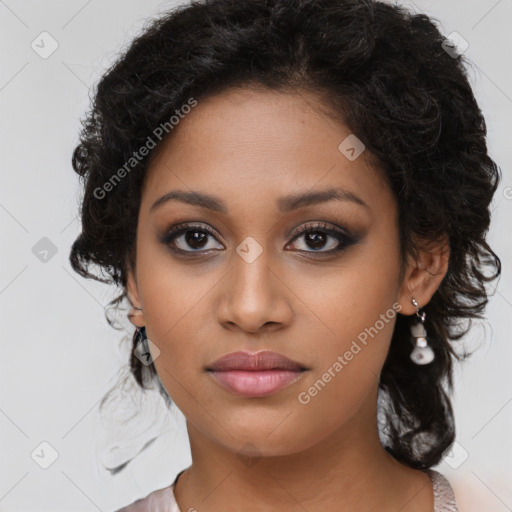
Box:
160, 221, 357, 257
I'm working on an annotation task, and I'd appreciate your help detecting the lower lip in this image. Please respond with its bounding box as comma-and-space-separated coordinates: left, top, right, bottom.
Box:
207, 369, 306, 398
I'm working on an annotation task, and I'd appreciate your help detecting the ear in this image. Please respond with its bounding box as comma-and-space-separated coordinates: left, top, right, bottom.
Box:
397, 234, 450, 315
126, 260, 145, 328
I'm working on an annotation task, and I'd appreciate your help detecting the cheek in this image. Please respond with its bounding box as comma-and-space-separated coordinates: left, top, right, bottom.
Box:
265, 305, 398, 455
286, 233, 402, 361
136, 235, 220, 339
134, 244, 216, 401
267, 236, 401, 440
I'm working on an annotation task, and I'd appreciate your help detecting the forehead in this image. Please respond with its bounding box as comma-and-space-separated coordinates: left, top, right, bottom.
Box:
142, 86, 392, 215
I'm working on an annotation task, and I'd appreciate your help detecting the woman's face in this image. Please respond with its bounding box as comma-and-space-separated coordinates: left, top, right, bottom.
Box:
127, 87, 410, 457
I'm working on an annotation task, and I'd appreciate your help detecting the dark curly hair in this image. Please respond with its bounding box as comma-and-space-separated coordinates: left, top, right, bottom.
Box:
70, 0, 501, 471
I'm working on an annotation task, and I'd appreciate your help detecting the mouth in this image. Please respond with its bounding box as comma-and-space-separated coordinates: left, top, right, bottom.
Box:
205, 350, 309, 398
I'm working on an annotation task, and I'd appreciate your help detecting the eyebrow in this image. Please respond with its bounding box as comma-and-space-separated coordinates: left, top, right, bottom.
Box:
149, 187, 368, 214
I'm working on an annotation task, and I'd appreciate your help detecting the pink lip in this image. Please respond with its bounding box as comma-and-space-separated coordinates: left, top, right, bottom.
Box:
206, 351, 309, 398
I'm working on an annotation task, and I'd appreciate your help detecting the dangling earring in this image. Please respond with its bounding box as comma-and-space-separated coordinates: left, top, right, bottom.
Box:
137, 325, 147, 341
409, 298, 435, 365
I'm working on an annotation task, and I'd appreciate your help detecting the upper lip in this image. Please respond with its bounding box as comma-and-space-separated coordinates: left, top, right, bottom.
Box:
206, 350, 308, 372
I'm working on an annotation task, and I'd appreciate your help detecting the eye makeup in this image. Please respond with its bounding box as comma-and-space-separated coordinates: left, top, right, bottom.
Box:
157, 218, 363, 258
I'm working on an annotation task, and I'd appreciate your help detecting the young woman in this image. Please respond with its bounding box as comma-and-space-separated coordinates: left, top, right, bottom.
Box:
69, 0, 501, 510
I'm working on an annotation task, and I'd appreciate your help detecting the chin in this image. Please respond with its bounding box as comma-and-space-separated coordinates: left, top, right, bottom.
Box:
217, 425, 314, 459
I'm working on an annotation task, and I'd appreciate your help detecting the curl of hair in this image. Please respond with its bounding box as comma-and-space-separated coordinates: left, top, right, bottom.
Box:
70, 0, 501, 471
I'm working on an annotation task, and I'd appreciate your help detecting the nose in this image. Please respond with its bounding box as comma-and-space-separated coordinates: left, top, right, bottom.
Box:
216, 250, 293, 334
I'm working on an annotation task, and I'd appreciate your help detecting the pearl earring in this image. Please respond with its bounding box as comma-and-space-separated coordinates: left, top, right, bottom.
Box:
409, 298, 434, 365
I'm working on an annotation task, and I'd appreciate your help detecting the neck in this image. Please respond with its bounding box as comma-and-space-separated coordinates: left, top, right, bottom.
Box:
173, 389, 434, 512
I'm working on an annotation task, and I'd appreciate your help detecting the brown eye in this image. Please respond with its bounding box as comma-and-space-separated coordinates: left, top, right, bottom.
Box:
160, 220, 358, 257
287, 222, 357, 254
161, 223, 223, 253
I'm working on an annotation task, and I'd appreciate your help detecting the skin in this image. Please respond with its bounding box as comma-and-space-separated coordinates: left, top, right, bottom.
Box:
126, 86, 450, 512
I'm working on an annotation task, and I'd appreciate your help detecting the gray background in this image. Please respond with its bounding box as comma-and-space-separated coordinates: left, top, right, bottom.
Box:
1, 0, 511, 510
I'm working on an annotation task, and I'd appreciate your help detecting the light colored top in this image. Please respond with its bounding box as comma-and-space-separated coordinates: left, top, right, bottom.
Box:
115, 468, 458, 512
